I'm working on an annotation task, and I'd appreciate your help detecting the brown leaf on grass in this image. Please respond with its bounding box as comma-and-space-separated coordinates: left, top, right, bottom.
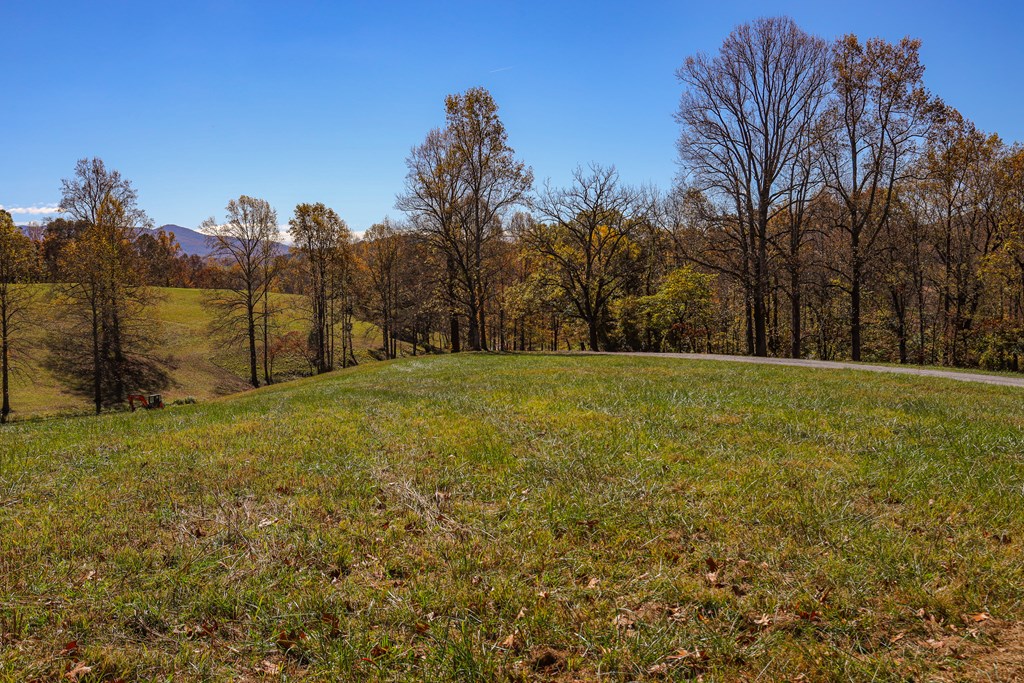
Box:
971, 612, 992, 623
585, 577, 600, 589
705, 557, 718, 572
613, 613, 636, 630
414, 621, 429, 634
258, 659, 281, 674
753, 614, 772, 627
321, 613, 341, 638
276, 629, 307, 652
498, 633, 520, 650
61, 641, 79, 656
370, 643, 389, 658
64, 662, 92, 681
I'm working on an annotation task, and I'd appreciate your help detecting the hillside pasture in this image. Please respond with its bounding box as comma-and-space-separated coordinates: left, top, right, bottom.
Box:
2, 354, 1024, 680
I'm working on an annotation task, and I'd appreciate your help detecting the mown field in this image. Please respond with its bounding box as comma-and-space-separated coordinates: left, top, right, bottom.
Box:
8, 287, 381, 420
2, 354, 1024, 681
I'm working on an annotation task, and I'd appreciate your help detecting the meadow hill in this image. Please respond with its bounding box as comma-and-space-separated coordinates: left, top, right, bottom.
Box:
3, 11, 1024, 682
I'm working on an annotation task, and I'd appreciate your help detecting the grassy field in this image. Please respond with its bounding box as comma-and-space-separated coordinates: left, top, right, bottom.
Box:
8, 287, 382, 420
2, 354, 1024, 681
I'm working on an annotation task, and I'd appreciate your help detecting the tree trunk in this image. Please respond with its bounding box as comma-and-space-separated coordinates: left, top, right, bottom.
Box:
1, 307, 9, 424
247, 304, 259, 388
588, 319, 600, 352
790, 272, 801, 359
478, 305, 487, 351
450, 313, 461, 353
851, 252, 862, 362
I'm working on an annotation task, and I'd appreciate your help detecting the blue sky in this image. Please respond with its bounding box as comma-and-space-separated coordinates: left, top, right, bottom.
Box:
2, 1, 1022, 233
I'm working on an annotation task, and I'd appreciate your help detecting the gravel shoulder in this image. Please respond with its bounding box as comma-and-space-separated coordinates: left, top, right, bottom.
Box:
590, 351, 1024, 388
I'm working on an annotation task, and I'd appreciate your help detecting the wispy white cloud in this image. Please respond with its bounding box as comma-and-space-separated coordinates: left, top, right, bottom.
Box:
489, 66, 514, 73
0, 204, 61, 216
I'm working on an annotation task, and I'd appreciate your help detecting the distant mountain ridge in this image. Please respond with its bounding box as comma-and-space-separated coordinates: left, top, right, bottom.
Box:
152, 224, 214, 256
17, 223, 284, 257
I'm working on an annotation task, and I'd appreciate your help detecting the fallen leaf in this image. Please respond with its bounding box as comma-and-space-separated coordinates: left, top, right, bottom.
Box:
258, 659, 281, 674
586, 577, 600, 589
971, 612, 991, 622
613, 613, 636, 629
276, 629, 306, 652
65, 662, 92, 681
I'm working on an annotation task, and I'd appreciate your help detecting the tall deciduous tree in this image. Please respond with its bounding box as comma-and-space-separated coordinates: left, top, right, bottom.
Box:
398, 87, 532, 351
203, 196, 280, 388
49, 159, 165, 413
288, 202, 352, 372
53, 195, 165, 413
819, 35, 934, 360
676, 16, 830, 357
360, 219, 404, 359
0, 210, 36, 423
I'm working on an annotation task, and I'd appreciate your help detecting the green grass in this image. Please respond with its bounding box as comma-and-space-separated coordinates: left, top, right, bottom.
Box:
2, 353, 1024, 681
7, 287, 381, 420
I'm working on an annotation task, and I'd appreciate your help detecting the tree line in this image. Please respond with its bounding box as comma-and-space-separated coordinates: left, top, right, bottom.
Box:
4, 16, 1024, 419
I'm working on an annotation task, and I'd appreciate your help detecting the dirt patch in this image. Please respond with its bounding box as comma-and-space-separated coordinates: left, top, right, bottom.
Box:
530, 647, 568, 673
933, 620, 1024, 682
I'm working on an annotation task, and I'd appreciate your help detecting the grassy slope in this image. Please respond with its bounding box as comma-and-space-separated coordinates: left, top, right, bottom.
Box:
9, 287, 381, 419
2, 354, 1024, 681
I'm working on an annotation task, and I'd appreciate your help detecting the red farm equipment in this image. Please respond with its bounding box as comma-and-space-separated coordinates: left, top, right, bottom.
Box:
127, 394, 165, 411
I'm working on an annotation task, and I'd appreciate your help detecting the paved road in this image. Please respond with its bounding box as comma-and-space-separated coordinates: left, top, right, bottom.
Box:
585, 352, 1024, 388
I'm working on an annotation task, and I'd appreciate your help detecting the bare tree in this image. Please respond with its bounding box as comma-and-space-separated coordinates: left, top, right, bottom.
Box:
526, 165, 653, 351
203, 196, 279, 387
60, 157, 149, 227
676, 16, 830, 356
